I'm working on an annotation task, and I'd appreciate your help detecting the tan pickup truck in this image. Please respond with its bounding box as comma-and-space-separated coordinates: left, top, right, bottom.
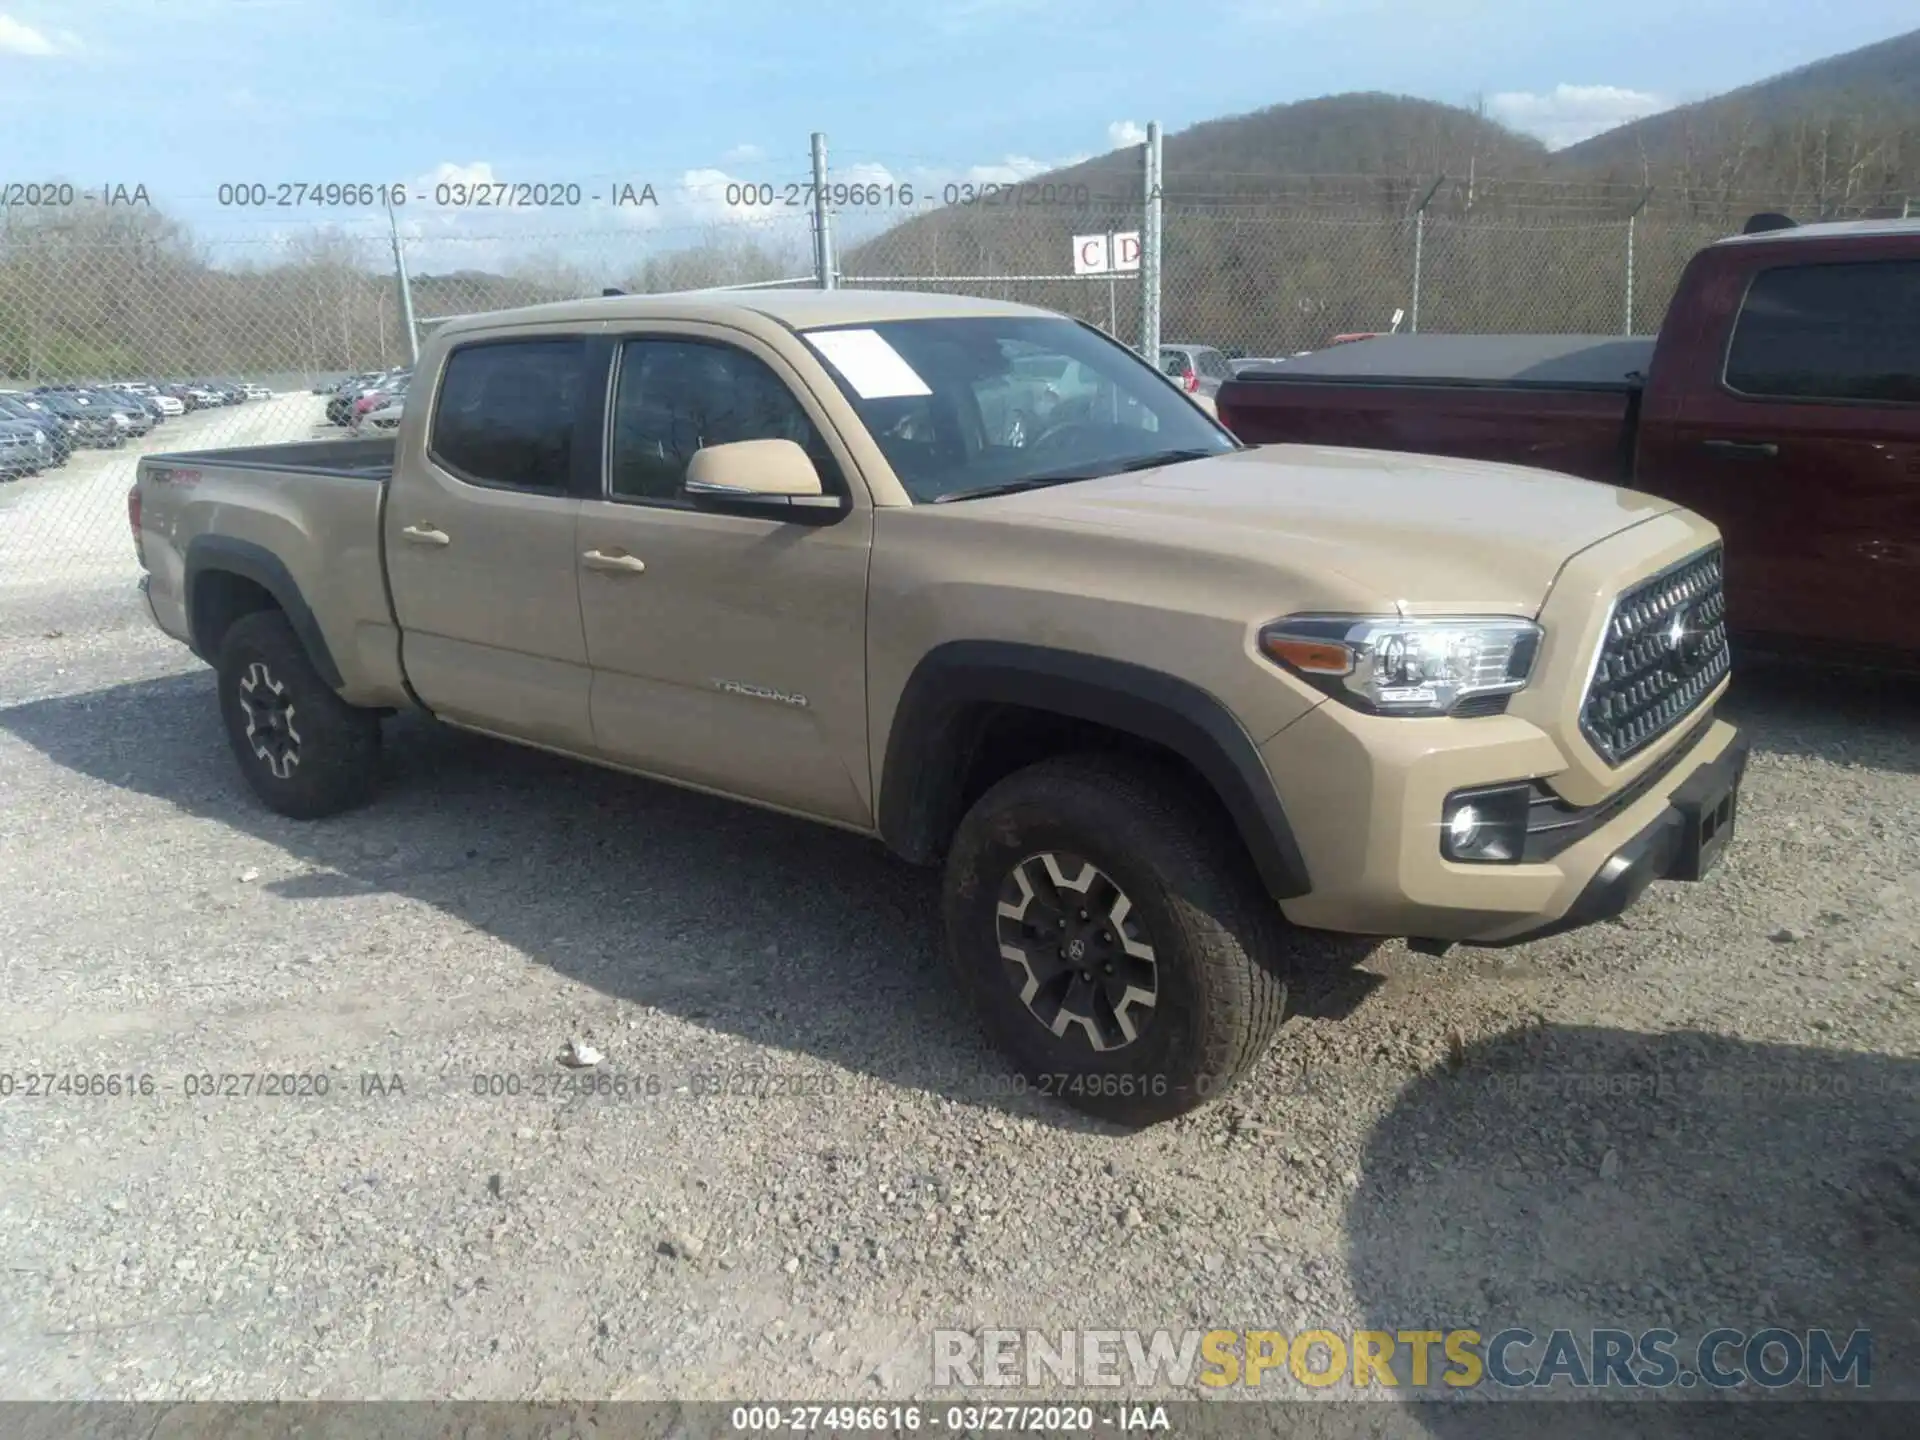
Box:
131, 289, 1748, 1124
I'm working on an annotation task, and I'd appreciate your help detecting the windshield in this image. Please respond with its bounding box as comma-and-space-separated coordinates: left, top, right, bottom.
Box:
801, 316, 1235, 503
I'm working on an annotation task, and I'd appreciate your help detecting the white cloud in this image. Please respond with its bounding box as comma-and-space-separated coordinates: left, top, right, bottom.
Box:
971, 154, 1073, 183
1487, 83, 1669, 150
1108, 120, 1147, 149
0, 13, 62, 54
720, 143, 765, 164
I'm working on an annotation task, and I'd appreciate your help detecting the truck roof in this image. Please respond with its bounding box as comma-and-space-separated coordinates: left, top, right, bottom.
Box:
430, 287, 1053, 340
1715, 217, 1920, 248
1227, 333, 1657, 392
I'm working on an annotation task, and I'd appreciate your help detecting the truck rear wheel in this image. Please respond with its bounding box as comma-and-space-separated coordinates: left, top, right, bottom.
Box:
215, 610, 380, 819
942, 754, 1289, 1126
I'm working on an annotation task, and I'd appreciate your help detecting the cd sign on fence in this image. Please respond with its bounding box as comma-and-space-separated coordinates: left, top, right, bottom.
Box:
1072, 233, 1112, 275
1073, 232, 1141, 275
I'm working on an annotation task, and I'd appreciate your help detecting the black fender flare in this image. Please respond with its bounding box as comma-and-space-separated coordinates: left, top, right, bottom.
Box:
877, 640, 1311, 901
183, 534, 344, 689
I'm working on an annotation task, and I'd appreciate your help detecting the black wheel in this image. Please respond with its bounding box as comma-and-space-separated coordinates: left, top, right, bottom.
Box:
216, 610, 380, 819
943, 754, 1289, 1125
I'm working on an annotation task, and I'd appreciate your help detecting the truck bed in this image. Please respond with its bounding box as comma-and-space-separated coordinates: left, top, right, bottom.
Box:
135, 436, 400, 705
148, 436, 394, 481
1216, 334, 1652, 485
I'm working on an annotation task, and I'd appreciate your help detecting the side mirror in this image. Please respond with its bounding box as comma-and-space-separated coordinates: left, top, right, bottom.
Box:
684, 438, 845, 521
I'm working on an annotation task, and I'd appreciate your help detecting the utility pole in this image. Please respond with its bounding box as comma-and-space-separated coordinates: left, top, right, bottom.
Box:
811, 132, 837, 289
1140, 121, 1162, 362
1625, 187, 1654, 335
387, 198, 419, 365
1409, 175, 1445, 334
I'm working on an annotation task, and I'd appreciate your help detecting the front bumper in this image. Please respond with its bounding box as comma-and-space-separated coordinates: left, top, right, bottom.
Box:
1261, 695, 1744, 946
1461, 729, 1749, 947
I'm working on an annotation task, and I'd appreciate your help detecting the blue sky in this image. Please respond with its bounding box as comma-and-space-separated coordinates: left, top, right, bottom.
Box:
2, 0, 1914, 267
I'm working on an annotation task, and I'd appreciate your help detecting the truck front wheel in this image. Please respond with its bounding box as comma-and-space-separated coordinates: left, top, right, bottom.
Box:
942, 754, 1289, 1125
215, 610, 380, 819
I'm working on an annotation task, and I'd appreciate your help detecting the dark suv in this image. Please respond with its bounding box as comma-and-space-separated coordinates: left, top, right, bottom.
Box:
0, 396, 73, 465
35, 393, 124, 447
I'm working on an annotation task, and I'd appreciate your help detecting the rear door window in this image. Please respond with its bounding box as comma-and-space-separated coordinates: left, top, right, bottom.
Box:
1724, 260, 1920, 404
429, 338, 588, 491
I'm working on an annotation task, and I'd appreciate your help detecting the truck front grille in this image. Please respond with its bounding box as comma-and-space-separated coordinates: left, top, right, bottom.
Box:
1580, 544, 1729, 764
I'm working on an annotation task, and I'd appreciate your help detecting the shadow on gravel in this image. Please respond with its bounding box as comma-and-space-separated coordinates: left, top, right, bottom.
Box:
0, 671, 1380, 1129
1721, 658, 1920, 777
1346, 1022, 1920, 1436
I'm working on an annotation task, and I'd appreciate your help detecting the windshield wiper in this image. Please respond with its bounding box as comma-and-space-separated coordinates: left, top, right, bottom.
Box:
931, 476, 1085, 504
931, 448, 1220, 503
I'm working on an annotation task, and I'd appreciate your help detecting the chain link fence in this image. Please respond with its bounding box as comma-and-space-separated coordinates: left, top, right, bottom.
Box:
0, 145, 1901, 642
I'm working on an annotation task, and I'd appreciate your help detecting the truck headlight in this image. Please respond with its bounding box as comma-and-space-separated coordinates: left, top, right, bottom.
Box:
1259, 615, 1542, 717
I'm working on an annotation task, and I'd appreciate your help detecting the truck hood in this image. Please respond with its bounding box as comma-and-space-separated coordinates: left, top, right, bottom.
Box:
998, 443, 1678, 615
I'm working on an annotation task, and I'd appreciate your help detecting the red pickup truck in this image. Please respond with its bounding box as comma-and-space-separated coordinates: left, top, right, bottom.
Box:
1216, 218, 1920, 665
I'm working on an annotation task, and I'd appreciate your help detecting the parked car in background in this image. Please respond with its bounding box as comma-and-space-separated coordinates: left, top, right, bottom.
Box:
1158, 343, 1234, 401
84, 388, 156, 436
1215, 216, 1920, 667
325, 373, 373, 425
0, 395, 74, 464
132, 287, 1749, 1123
127, 391, 168, 424
348, 387, 399, 428
37, 393, 124, 447
241, 383, 274, 400
111, 382, 184, 418
133, 387, 186, 416
328, 370, 409, 426
39, 387, 153, 438
355, 388, 408, 433
0, 418, 50, 478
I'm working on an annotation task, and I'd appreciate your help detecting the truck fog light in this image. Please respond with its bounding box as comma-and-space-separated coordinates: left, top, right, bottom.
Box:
1440, 783, 1533, 864
1448, 805, 1483, 850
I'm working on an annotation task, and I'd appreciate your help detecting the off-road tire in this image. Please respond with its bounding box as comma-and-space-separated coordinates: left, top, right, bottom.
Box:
216, 610, 380, 819
942, 753, 1290, 1126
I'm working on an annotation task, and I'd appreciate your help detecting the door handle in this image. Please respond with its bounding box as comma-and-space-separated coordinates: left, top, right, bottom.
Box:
582, 549, 647, 573
1701, 439, 1779, 459
400, 523, 451, 546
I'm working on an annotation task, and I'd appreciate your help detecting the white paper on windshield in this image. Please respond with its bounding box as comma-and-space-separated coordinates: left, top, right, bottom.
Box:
805, 328, 932, 399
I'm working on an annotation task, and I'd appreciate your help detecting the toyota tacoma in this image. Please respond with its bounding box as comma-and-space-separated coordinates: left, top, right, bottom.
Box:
130, 288, 1748, 1124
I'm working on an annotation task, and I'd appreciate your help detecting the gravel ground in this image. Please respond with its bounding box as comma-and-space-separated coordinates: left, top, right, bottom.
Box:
0, 435, 1916, 1414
